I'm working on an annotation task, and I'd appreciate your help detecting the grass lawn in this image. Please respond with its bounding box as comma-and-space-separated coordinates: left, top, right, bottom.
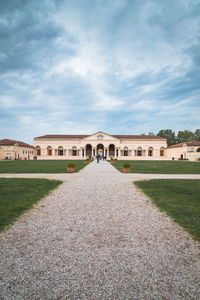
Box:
111, 160, 200, 174
0, 178, 62, 231
0, 160, 87, 173
134, 179, 200, 242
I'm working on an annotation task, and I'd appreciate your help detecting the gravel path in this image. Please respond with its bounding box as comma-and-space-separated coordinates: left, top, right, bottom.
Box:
0, 161, 200, 299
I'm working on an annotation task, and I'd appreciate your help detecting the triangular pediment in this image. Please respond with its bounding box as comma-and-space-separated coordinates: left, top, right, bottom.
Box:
82, 131, 119, 141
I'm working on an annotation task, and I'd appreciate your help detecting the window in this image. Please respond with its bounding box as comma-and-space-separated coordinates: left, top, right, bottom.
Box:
36, 146, 41, 156
72, 146, 77, 156
137, 147, 142, 156
124, 150, 128, 156
160, 147, 164, 156
148, 147, 153, 156
47, 146, 52, 156
58, 146, 63, 156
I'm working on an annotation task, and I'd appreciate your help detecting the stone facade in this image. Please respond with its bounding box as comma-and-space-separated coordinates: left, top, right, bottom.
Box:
33, 131, 167, 160
165, 141, 200, 161
0, 139, 36, 160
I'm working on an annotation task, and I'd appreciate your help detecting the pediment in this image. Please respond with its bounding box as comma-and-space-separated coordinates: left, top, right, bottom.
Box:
82, 131, 119, 141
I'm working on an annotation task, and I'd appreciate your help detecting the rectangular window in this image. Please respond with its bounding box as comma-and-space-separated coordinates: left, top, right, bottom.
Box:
58, 150, 63, 156
124, 150, 128, 156
72, 150, 77, 156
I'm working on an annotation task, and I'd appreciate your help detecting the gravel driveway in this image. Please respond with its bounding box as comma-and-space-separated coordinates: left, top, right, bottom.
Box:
0, 161, 200, 299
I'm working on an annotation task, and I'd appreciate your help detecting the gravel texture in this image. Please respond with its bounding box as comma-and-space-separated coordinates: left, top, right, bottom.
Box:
0, 161, 200, 299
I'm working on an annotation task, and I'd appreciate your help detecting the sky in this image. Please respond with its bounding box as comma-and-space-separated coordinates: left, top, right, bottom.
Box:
0, 0, 200, 144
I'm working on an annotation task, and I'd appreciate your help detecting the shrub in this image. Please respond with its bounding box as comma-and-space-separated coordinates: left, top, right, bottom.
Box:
67, 162, 75, 168
123, 162, 130, 168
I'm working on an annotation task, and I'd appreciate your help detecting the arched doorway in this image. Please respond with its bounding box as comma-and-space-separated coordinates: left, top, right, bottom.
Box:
109, 144, 115, 157
86, 144, 92, 157
148, 147, 153, 156
97, 144, 104, 156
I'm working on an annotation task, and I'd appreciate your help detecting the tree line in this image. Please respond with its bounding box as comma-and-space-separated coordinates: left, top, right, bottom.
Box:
148, 129, 200, 146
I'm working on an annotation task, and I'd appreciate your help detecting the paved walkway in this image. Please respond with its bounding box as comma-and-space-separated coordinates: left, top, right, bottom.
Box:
0, 161, 200, 299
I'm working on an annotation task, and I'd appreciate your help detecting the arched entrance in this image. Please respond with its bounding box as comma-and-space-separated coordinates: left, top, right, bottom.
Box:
86, 144, 92, 157
97, 144, 104, 156
148, 147, 153, 156
109, 144, 115, 157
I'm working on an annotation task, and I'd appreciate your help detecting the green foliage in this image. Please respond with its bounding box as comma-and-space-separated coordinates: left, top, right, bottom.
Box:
0, 160, 87, 173
194, 129, 200, 141
112, 160, 200, 174
123, 162, 130, 168
156, 128, 200, 146
157, 129, 176, 146
67, 162, 75, 168
0, 178, 62, 231
176, 130, 194, 143
134, 179, 200, 242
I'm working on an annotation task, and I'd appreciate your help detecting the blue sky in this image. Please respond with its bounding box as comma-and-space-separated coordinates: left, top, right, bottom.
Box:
0, 0, 200, 144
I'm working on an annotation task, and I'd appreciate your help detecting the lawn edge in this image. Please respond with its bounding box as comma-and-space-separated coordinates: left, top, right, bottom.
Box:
0, 178, 63, 233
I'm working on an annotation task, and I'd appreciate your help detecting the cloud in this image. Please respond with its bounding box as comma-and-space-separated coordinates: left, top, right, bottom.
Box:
0, 0, 200, 143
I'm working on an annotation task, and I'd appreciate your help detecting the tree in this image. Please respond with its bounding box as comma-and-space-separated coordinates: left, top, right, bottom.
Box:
194, 129, 200, 141
157, 129, 176, 146
176, 130, 195, 143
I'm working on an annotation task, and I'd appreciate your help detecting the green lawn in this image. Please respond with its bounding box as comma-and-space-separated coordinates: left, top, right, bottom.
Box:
0, 178, 62, 231
111, 160, 200, 174
134, 179, 200, 242
0, 160, 87, 173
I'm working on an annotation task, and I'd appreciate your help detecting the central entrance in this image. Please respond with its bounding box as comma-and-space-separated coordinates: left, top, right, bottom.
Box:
97, 143, 104, 156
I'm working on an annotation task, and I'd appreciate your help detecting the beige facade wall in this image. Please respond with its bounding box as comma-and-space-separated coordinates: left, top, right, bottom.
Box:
0, 145, 36, 160
34, 132, 168, 160
165, 145, 200, 161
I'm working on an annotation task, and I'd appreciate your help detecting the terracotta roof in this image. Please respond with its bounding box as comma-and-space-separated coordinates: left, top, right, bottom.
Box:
35, 134, 89, 139
35, 134, 166, 140
113, 135, 166, 140
0, 139, 34, 148
167, 141, 200, 149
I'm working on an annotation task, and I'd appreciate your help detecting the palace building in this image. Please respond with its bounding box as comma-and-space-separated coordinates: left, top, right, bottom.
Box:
0, 139, 36, 160
33, 131, 167, 160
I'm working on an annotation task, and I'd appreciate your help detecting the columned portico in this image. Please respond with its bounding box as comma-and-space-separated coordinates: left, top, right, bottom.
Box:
34, 131, 167, 160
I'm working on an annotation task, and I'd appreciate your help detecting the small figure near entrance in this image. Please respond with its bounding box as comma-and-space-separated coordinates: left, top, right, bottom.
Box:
96, 155, 100, 163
